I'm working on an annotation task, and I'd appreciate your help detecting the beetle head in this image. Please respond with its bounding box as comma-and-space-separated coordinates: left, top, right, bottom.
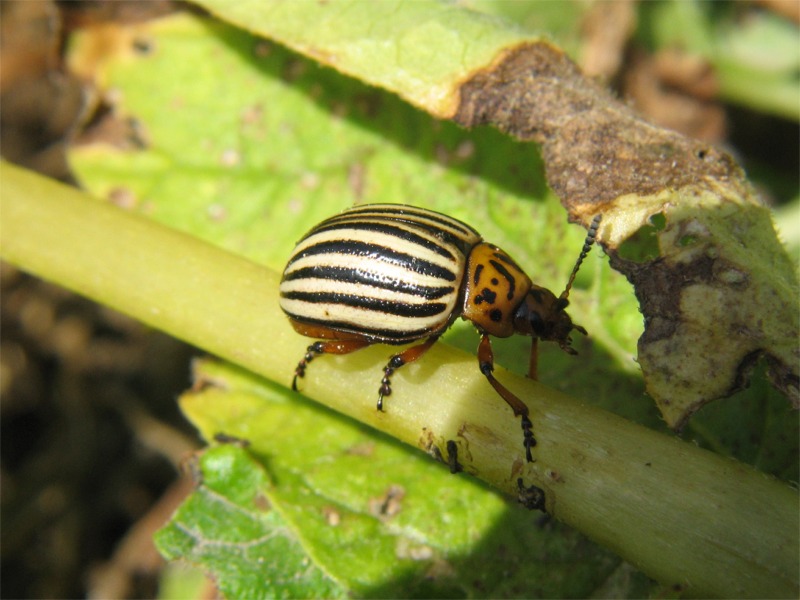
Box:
512, 285, 586, 353
513, 213, 600, 353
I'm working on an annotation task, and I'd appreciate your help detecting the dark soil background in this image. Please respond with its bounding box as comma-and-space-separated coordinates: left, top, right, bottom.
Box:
1, 1, 797, 598
2, 3, 202, 597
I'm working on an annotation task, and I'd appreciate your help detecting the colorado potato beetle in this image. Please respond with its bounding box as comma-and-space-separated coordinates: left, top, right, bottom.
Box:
280, 204, 600, 462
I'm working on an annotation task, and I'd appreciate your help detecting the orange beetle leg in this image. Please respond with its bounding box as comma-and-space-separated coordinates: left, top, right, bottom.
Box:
478, 333, 536, 462
378, 335, 439, 411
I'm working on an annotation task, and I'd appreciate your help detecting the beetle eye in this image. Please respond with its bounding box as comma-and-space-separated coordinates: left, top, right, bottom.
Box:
555, 297, 569, 312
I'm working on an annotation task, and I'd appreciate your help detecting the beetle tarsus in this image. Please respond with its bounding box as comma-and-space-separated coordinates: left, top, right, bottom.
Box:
292, 342, 325, 391
377, 353, 411, 410
377, 386, 389, 411
521, 414, 536, 462
378, 366, 394, 411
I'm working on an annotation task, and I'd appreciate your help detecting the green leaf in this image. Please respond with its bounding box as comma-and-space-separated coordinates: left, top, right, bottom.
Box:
191, 0, 539, 117
155, 444, 348, 599
157, 563, 208, 600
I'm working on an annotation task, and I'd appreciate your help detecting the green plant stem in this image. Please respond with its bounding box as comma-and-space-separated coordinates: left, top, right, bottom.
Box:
2, 162, 797, 598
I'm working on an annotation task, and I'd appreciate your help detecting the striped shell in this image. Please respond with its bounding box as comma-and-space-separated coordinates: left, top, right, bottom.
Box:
279, 204, 482, 344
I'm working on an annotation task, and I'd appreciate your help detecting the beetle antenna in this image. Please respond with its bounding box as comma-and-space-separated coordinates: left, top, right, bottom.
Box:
560, 214, 602, 302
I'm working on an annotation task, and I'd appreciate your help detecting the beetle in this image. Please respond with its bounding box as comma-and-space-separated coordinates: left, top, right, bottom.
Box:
279, 204, 600, 462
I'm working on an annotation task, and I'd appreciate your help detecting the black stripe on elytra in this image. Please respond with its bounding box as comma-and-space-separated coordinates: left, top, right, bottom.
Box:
287, 240, 457, 282
310, 221, 456, 260
489, 259, 516, 300
282, 313, 438, 344
281, 290, 448, 318
326, 212, 480, 255
491, 250, 522, 270
282, 265, 455, 300
341, 205, 480, 239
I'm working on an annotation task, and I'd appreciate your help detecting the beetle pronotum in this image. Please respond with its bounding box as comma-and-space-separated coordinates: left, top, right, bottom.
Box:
279, 204, 600, 462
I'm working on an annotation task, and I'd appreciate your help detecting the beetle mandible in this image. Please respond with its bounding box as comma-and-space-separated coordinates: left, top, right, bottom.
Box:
279, 204, 601, 462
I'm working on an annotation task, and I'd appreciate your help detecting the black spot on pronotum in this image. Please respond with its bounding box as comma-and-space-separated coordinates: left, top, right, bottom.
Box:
473, 264, 483, 285
489, 309, 502, 322
480, 287, 497, 304
489, 259, 516, 300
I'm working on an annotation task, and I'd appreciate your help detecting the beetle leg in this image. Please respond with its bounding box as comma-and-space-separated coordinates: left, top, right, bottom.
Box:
378, 336, 440, 411
292, 339, 373, 391
477, 333, 536, 462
